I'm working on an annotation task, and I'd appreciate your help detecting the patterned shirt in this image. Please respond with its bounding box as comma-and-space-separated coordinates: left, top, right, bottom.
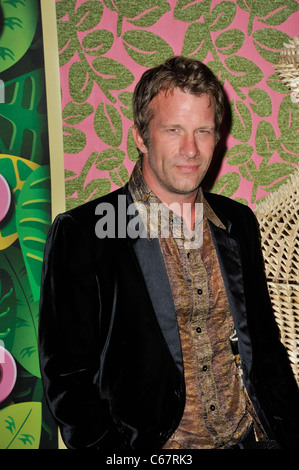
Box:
128, 161, 262, 449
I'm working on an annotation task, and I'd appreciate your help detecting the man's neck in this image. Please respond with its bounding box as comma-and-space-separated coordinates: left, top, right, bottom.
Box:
144, 184, 199, 236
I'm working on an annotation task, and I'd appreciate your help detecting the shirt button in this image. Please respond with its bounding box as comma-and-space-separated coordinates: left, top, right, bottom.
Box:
197, 289, 203, 295
196, 327, 201, 333
171, 440, 181, 449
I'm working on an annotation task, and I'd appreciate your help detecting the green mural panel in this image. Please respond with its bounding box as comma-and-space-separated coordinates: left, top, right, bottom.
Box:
0, 0, 57, 449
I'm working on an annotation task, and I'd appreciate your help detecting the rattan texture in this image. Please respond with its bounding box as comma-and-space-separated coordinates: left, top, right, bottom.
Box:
255, 169, 299, 385
274, 36, 299, 103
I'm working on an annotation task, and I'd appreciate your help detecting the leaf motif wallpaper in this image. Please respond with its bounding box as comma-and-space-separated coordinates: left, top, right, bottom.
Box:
56, 0, 299, 211
0, 0, 298, 450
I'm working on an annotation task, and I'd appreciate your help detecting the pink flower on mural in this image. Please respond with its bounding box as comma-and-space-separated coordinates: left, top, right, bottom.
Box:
0, 174, 11, 222
0, 345, 17, 403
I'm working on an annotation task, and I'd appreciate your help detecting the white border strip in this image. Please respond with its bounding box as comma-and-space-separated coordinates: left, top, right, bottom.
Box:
40, 0, 65, 220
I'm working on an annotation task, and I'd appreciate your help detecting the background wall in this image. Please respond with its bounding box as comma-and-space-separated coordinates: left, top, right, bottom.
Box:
0, 0, 298, 450
57, 0, 299, 211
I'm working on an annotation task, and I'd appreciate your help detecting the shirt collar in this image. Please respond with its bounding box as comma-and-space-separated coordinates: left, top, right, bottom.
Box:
128, 160, 226, 240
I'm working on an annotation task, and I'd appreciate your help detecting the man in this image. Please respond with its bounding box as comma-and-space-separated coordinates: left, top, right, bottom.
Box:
39, 56, 299, 449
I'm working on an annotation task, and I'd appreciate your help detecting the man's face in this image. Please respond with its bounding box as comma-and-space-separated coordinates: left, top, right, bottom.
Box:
132, 88, 216, 204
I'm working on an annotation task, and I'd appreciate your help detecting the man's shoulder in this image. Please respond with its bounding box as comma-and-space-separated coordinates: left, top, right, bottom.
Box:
49, 186, 129, 242
204, 191, 256, 230
205, 190, 252, 213
61, 185, 128, 222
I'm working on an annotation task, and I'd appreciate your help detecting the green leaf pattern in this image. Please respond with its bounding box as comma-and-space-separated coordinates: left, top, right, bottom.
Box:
0, 0, 298, 449
0, 402, 41, 449
0, 1, 55, 448
0, 0, 38, 73
15, 165, 51, 303
57, 0, 299, 209
0, 70, 49, 164
0, 245, 40, 378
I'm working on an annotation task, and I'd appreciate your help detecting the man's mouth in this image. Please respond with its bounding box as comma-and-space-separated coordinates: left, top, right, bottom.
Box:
176, 165, 199, 173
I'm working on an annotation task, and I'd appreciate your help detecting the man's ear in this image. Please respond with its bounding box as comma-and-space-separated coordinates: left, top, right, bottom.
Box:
131, 125, 148, 155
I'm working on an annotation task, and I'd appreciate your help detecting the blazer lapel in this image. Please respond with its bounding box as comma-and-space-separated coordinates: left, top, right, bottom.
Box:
125, 190, 184, 375
208, 220, 253, 377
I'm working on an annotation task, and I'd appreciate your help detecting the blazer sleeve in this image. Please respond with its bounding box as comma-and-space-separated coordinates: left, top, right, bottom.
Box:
38, 212, 123, 449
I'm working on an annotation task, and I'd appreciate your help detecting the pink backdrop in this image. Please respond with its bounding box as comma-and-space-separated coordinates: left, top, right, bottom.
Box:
56, 0, 299, 210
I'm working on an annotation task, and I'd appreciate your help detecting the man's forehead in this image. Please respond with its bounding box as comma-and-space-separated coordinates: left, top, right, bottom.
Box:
149, 88, 216, 116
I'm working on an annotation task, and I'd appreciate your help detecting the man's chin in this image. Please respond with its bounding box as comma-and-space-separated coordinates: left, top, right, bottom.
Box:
169, 174, 206, 195
170, 180, 202, 195
165, 186, 199, 198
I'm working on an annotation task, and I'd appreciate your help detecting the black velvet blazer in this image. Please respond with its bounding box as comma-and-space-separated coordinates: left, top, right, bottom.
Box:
38, 185, 299, 449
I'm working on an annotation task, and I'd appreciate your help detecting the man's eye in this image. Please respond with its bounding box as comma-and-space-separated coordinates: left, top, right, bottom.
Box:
197, 129, 215, 136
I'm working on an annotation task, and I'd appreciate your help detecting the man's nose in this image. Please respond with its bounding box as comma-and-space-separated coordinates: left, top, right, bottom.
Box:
180, 134, 199, 159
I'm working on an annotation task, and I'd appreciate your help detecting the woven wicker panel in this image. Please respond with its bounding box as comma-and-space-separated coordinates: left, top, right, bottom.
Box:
267, 281, 299, 380
274, 36, 299, 104
255, 169, 299, 385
